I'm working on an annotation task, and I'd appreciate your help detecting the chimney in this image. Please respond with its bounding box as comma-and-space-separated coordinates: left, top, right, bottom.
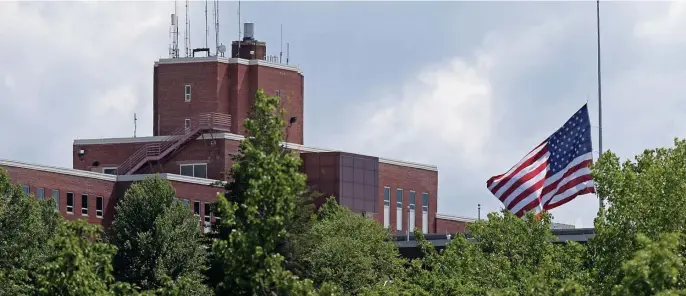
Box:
231, 22, 266, 60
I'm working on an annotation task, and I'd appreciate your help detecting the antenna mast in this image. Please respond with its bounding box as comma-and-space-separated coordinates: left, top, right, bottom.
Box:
236, 0, 241, 57
213, 0, 219, 55
169, 1, 179, 58
184, 0, 191, 57
134, 113, 138, 138
204, 0, 209, 49
280, 24, 283, 64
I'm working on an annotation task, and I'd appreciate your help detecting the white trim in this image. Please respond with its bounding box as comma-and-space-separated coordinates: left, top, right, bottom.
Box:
81, 194, 88, 216
0, 159, 117, 182
155, 56, 303, 74
66, 192, 74, 214
116, 173, 224, 187
96, 196, 103, 219
436, 213, 476, 223
72, 132, 438, 172
184, 84, 192, 102
102, 167, 117, 174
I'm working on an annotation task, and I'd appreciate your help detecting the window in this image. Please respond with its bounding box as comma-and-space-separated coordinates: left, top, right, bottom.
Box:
183, 199, 190, 208
422, 193, 429, 212
22, 185, 29, 195
103, 167, 117, 175
204, 203, 212, 232
383, 187, 390, 206
96, 196, 103, 218
275, 90, 281, 97
410, 191, 416, 210
37, 188, 44, 200
179, 163, 207, 178
396, 189, 403, 208
193, 201, 200, 216
81, 194, 88, 216
184, 119, 191, 130
52, 189, 59, 211
184, 84, 192, 102
66, 192, 74, 214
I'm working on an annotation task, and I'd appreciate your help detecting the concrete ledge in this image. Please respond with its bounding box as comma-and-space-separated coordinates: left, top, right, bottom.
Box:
0, 159, 117, 182
154, 56, 303, 74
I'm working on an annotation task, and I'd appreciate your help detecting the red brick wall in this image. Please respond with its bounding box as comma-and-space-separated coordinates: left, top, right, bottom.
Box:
435, 218, 469, 233
74, 142, 148, 172
378, 163, 438, 234
2, 165, 116, 226
154, 61, 304, 144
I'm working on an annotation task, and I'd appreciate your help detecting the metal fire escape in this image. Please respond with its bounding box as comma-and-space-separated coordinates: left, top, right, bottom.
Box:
115, 113, 231, 175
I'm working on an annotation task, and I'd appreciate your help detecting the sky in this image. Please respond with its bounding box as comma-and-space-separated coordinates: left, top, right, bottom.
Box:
1, 1, 685, 227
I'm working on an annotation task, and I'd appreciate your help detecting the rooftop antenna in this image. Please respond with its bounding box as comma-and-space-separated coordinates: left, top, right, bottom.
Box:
477, 204, 481, 220
286, 42, 290, 65
169, 1, 179, 58
236, 0, 241, 57
213, 0, 219, 56
204, 0, 209, 49
280, 24, 283, 64
184, 0, 191, 57
134, 113, 137, 138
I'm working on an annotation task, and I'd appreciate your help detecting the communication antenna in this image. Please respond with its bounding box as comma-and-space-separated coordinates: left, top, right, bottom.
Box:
134, 113, 138, 138
236, 0, 241, 57
169, 1, 179, 58
286, 42, 290, 65
204, 0, 208, 49
280, 24, 283, 64
213, 0, 219, 55
184, 0, 191, 57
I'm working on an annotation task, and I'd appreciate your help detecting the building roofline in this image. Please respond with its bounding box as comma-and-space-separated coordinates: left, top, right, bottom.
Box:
436, 213, 477, 223
73, 133, 438, 172
154, 56, 302, 74
0, 158, 117, 182
0, 158, 227, 186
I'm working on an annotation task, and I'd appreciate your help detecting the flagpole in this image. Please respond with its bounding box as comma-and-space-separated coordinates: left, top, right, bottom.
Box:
596, 0, 604, 208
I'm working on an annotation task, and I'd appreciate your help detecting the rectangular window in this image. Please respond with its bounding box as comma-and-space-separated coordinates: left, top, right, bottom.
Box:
410, 191, 416, 210
96, 196, 103, 218
81, 194, 88, 216
184, 84, 192, 102
184, 119, 191, 130
37, 188, 44, 200
183, 199, 190, 208
396, 188, 403, 209
22, 185, 29, 195
193, 201, 200, 216
179, 163, 207, 178
383, 187, 390, 206
204, 202, 212, 232
422, 193, 429, 212
103, 167, 117, 175
275, 90, 281, 97
52, 189, 59, 211
66, 192, 74, 214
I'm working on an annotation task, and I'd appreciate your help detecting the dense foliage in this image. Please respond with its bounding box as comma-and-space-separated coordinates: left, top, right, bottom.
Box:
3, 90, 686, 295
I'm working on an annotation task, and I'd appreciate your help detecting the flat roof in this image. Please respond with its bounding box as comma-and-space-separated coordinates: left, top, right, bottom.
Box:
0, 158, 224, 186
436, 213, 477, 223
155, 56, 302, 74
73, 132, 438, 172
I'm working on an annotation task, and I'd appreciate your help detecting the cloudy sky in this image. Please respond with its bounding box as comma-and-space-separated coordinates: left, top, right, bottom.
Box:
1, 1, 685, 227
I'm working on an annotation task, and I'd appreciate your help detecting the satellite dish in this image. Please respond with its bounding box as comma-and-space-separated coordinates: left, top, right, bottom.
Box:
218, 44, 226, 55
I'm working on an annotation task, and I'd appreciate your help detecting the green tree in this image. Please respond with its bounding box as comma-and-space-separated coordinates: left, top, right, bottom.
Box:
0, 169, 60, 295
212, 89, 335, 295
293, 198, 405, 295
107, 176, 210, 294
399, 210, 589, 296
591, 138, 686, 294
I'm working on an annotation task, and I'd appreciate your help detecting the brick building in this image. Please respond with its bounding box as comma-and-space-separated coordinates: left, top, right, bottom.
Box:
0, 23, 470, 235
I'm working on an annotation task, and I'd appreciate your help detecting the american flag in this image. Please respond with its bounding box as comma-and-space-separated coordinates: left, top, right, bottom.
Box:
486, 104, 596, 217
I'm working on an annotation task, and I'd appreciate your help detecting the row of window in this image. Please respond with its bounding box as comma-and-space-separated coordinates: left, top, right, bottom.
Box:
179, 198, 219, 233
383, 187, 429, 212
101, 164, 208, 179
21, 185, 103, 218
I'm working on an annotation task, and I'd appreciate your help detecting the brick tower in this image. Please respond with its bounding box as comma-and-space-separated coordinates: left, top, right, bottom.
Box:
152, 23, 305, 144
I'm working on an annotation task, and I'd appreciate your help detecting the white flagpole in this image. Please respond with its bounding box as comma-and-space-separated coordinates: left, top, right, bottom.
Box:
596, 0, 604, 209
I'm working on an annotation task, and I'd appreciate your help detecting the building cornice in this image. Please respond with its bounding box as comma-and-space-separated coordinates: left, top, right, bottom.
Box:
436, 213, 477, 223
73, 133, 438, 172
154, 56, 302, 74
0, 159, 117, 182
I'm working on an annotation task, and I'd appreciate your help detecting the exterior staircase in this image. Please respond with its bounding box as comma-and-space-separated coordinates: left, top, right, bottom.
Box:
115, 113, 231, 175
